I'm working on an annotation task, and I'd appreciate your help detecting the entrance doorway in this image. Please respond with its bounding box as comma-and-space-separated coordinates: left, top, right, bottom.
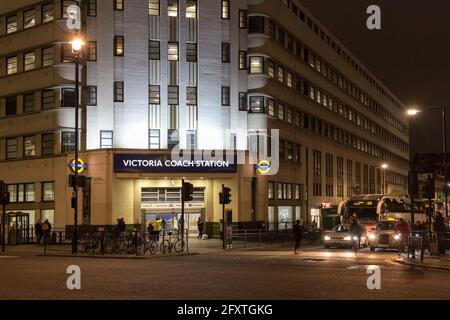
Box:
7, 212, 31, 244
144, 212, 203, 238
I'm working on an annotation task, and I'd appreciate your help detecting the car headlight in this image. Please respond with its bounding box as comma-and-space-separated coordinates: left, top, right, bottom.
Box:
324, 235, 331, 241
344, 236, 352, 241
394, 234, 401, 241
369, 234, 376, 240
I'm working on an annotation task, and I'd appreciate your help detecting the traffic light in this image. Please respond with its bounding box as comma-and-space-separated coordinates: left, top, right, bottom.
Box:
0, 182, 10, 205
220, 187, 232, 205
182, 182, 194, 202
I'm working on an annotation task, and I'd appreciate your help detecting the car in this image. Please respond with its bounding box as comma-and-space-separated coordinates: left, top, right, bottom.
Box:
368, 220, 403, 252
323, 224, 368, 249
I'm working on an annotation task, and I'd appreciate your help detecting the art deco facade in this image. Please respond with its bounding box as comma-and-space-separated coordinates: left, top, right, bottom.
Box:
0, 0, 409, 233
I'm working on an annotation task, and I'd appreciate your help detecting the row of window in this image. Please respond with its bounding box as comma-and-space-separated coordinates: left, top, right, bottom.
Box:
248, 15, 407, 135
268, 182, 303, 201
7, 182, 54, 203
2, 42, 97, 77
281, 0, 404, 111
2, 87, 98, 117
248, 55, 408, 152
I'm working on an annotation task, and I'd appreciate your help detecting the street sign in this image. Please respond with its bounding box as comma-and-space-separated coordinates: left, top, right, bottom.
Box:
69, 158, 87, 174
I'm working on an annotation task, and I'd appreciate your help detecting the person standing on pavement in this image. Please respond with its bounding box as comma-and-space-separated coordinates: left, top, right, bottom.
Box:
35, 220, 43, 244
197, 217, 205, 239
293, 219, 304, 254
154, 217, 162, 241
434, 212, 446, 255
42, 220, 50, 244
219, 219, 224, 241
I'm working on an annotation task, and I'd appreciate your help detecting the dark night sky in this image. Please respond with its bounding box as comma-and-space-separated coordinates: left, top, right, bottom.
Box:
300, 0, 450, 154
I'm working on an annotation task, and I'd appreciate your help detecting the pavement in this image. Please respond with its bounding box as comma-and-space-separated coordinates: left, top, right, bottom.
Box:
394, 256, 450, 272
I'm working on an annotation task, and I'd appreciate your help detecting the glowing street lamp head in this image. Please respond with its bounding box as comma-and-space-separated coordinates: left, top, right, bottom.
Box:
407, 109, 420, 116
71, 38, 84, 53
381, 164, 388, 169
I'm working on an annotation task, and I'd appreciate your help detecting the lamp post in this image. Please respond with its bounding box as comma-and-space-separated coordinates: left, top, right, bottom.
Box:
70, 38, 84, 254
407, 107, 448, 218
381, 164, 388, 195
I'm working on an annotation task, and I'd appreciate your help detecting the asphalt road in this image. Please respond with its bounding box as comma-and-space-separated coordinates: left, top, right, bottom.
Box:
0, 245, 448, 300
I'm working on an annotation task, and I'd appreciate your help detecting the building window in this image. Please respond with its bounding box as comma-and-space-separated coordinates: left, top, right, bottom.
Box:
61, 132, 76, 153
221, 86, 230, 106
249, 56, 263, 74
6, 15, 18, 34
62, 88, 76, 107
286, 72, 293, 88
42, 47, 54, 66
87, 41, 97, 61
42, 133, 54, 156
186, 87, 197, 106
114, 81, 124, 102
277, 103, 284, 120
267, 98, 275, 117
149, 85, 160, 104
186, 43, 197, 62
24, 136, 36, 157
6, 138, 17, 159
42, 90, 55, 110
222, 43, 230, 63
239, 10, 247, 29
168, 86, 179, 105
100, 131, 113, 148
186, 130, 197, 149
149, 129, 160, 149
149, 0, 159, 15
168, 0, 178, 17
149, 40, 160, 60
6, 97, 17, 116
23, 93, 35, 113
7, 56, 18, 75
62, 43, 74, 62
250, 96, 265, 113
239, 92, 248, 111
268, 182, 274, 200
42, 3, 54, 22
268, 20, 275, 37
248, 16, 264, 33
42, 182, 54, 202
88, 0, 97, 16
267, 60, 275, 78
24, 52, 36, 71
87, 86, 97, 106
186, 0, 197, 19
25, 183, 35, 202
168, 129, 179, 148
222, 0, 230, 19
239, 51, 247, 70
168, 42, 179, 61
114, 0, 124, 10
23, 9, 36, 29
277, 66, 284, 83
114, 36, 124, 56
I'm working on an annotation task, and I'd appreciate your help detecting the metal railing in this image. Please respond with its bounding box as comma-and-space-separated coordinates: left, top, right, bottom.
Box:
405, 231, 450, 262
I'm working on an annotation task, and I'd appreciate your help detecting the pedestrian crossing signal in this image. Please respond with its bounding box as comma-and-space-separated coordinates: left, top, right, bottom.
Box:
220, 187, 232, 205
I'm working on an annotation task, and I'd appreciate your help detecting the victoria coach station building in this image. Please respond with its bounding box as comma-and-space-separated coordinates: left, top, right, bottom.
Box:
0, 149, 280, 236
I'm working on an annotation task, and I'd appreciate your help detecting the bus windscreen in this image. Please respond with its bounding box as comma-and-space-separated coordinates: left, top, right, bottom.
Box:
346, 200, 378, 222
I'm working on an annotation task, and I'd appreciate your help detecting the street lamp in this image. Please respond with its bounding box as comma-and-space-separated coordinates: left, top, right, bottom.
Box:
381, 164, 388, 194
407, 106, 448, 218
70, 37, 84, 254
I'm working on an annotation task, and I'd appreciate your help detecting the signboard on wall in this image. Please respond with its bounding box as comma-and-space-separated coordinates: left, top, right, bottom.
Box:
113, 154, 237, 174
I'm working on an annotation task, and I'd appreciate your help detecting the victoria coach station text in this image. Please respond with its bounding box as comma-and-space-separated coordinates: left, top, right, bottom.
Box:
122, 159, 232, 168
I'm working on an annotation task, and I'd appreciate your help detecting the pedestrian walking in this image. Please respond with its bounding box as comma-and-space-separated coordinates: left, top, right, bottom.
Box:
434, 212, 446, 255
197, 217, 205, 239
154, 217, 162, 241
293, 219, 304, 254
35, 220, 43, 244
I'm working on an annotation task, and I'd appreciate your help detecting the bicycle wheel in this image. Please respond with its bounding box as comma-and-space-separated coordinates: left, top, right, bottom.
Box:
174, 239, 185, 253
149, 241, 158, 255
160, 240, 171, 254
